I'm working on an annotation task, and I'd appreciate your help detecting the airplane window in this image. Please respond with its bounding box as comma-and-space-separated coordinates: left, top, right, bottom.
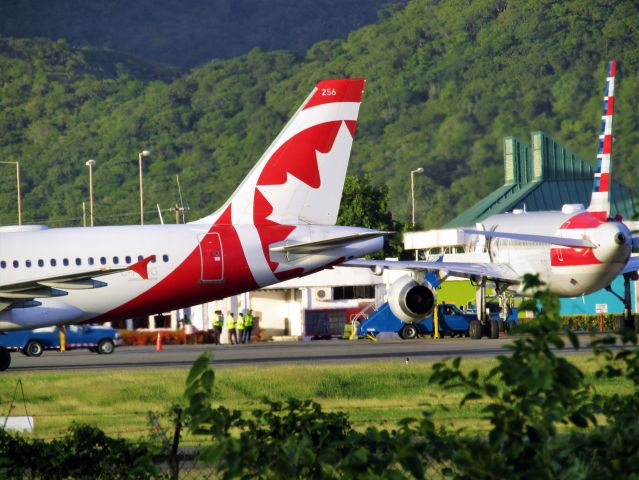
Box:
75, 258, 82, 266
113, 256, 119, 265
0, 261, 5, 269
88, 257, 94, 266
37, 259, 44, 267
151, 256, 157, 263
25, 260, 32, 268
163, 254, 169, 262
50, 259, 57, 267
63, 258, 69, 266
138, 255, 143, 261
100, 257, 106, 265
13, 260, 19, 268
125, 256, 131, 264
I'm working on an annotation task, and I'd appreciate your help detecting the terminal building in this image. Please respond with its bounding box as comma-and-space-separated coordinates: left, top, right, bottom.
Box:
130, 132, 638, 338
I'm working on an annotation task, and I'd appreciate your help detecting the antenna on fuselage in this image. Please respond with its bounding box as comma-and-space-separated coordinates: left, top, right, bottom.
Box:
156, 204, 164, 224
176, 175, 186, 224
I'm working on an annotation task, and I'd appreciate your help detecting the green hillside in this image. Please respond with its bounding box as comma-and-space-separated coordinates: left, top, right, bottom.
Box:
0, 0, 401, 68
1, 0, 638, 228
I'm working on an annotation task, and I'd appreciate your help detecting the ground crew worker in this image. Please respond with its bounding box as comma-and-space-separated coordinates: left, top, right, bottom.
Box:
212, 310, 224, 345
237, 313, 245, 343
244, 309, 254, 344
226, 312, 237, 344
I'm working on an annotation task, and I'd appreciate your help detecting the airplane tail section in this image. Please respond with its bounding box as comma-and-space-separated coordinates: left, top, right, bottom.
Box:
195, 78, 365, 227
588, 60, 616, 220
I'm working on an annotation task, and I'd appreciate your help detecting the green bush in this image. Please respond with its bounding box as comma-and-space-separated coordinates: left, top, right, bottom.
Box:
0, 424, 159, 479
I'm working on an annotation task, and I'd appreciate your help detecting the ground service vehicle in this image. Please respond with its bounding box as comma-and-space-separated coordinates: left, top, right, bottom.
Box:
353, 302, 518, 340
0, 325, 122, 357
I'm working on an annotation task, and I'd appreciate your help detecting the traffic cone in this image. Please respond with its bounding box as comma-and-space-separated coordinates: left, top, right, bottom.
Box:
156, 332, 163, 352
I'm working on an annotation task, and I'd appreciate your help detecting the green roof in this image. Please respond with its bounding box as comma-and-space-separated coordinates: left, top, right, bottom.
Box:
444, 131, 637, 228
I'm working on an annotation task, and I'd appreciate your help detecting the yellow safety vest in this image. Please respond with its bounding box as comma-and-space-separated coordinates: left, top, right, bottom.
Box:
245, 313, 254, 327
213, 315, 224, 327
226, 315, 235, 328
237, 315, 245, 330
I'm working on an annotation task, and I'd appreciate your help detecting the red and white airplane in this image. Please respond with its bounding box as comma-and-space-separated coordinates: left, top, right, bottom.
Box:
346, 60, 639, 336
0, 78, 385, 369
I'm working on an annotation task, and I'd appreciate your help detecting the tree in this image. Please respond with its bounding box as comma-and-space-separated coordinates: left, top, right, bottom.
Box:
337, 175, 405, 258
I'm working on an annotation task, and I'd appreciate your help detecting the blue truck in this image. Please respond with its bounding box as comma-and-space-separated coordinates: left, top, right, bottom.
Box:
353, 301, 518, 340
0, 324, 122, 357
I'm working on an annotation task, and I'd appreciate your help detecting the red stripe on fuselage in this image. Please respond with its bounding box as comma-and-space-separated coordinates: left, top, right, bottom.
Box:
559, 211, 604, 229
550, 211, 604, 266
93, 205, 258, 323
550, 246, 601, 267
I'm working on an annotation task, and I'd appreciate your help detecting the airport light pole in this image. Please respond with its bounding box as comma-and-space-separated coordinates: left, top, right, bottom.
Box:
138, 150, 151, 225
1, 161, 22, 225
410, 167, 424, 228
85, 159, 96, 227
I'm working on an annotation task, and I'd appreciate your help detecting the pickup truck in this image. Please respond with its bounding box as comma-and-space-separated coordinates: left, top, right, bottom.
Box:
0, 325, 122, 357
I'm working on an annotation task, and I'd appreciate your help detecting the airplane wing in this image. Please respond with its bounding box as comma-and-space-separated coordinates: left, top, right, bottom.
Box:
0, 255, 155, 312
463, 229, 596, 248
270, 232, 391, 254
342, 258, 520, 283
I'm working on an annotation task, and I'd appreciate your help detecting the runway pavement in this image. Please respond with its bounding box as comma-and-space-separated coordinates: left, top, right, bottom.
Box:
4, 334, 605, 373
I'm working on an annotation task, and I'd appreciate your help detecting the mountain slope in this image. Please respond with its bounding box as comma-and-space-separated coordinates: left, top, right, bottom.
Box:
0, 0, 402, 68
0, 0, 638, 228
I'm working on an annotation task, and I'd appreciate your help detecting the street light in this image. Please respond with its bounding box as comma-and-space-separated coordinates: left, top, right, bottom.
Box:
138, 150, 151, 225
0, 161, 21, 225
410, 167, 424, 228
85, 159, 96, 227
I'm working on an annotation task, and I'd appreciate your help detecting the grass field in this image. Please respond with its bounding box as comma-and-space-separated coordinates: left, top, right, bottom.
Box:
0, 355, 631, 441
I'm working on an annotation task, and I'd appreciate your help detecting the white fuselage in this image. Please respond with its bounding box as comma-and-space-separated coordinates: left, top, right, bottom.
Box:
0, 223, 383, 330
478, 209, 631, 296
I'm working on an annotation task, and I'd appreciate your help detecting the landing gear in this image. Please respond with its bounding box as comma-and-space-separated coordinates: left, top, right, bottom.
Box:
0, 347, 11, 371
607, 272, 637, 333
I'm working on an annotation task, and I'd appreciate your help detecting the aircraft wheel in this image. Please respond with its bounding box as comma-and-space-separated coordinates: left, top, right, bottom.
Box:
0, 348, 11, 371
97, 339, 115, 355
400, 324, 418, 340
613, 316, 625, 334
469, 320, 482, 340
489, 319, 500, 339
25, 341, 44, 357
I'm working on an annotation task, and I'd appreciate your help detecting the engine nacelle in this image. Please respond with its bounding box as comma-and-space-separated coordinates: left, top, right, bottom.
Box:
388, 275, 436, 323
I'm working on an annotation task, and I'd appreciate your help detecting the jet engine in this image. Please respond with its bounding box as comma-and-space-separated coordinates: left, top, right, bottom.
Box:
388, 275, 436, 323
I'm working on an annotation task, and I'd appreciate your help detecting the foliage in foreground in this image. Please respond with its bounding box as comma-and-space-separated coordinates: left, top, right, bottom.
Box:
0, 424, 158, 479
1, 276, 638, 478
182, 275, 639, 479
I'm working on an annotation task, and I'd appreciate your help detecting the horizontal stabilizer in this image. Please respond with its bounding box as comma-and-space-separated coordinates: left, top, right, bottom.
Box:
463, 229, 596, 248
270, 231, 391, 254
